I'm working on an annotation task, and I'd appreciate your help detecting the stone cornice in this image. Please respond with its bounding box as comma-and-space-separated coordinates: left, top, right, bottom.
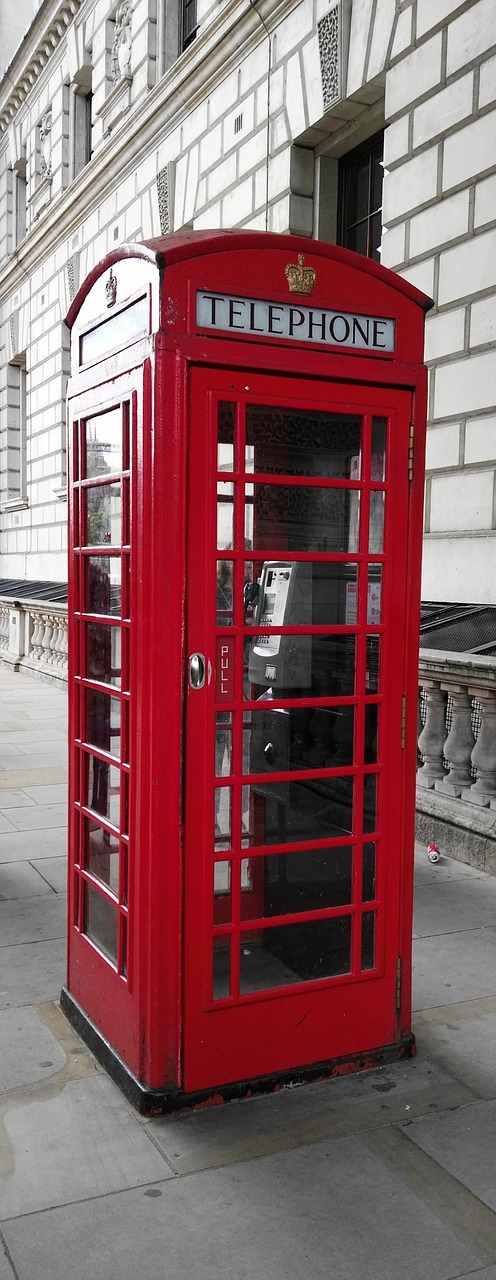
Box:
0, 0, 81, 130
0, 0, 299, 301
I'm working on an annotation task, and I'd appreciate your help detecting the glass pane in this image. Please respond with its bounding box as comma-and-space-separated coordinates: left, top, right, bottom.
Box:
218, 401, 235, 471
240, 916, 352, 992
247, 634, 356, 700
215, 714, 232, 777
84, 882, 118, 963
240, 846, 352, 920
366, 636, 380, 693
87, 624, 121, 687
347, 221, 368, 256
85, 409, 122, 478
362, 843, 376, 901
371, 418, 386, 481
365, 705, 378, 764
85, 690, 121, 757
214, 861, 231, 924
244, 777, 354, 846
213, 938, 230, 999
246, 562, 359, 633
363, 774, 378, 833
217, 482, 234, 549
371, 151, 383, 213
370, 211, 382, 262
246, 486, 359, 553
369, 493, 384, 554
87, 755, 120, 827
362, 910, 376, 969
85, 483, 121, 546
217, 559, 233, 625
247, 705, 354, 773
367, 568, 382, 624
245, 407, 362, 479
86, 557, 122, 616
215, 786, 231, 848
351, 158, 370, 223
87, 819, 119, 895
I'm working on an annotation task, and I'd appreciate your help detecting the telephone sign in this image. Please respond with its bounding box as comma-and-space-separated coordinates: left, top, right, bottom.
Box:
63, 231, 430, 1112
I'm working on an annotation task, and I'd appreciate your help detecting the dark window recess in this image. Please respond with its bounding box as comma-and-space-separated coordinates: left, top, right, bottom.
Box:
182, 0, 197, 48
338, 132, 384, 263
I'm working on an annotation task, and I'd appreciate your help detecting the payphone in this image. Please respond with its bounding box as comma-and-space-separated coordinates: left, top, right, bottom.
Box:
62, 230, 430, 1111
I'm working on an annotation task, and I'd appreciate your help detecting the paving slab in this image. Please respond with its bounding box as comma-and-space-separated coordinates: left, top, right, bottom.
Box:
414, 997, 496, 1101
21, 783, 68, 804
147, 1056, 476, 1176
401, 1098, 496, 1213
414, 877, 496, 936
0, 1074, 173, 1219
414, 849, 487, 886
0, 769, 67, 795
0, 893, 66, 946
0, 750, 68, 769
0, 814, 16, 835
0, 827, 67, 863
29, 855, 67, 893
0, 1005, 67, 1092
0, 937, 66, 1008
413, 926, 496, 1010
4, 802, 67, 831
0, 861, 55, 900
2, 1130, 488, 1280
0, 1242, 16, 1280
0, 789, 36, 808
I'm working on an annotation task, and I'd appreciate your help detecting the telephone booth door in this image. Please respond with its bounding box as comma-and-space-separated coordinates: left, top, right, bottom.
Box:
184, 366, 413, 1093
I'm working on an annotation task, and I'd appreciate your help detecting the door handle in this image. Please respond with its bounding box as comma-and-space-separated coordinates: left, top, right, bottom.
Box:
189, 653, 206, 689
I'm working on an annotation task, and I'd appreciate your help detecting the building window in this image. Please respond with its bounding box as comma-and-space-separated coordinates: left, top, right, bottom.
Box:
13, 154, 27, 245
72, 88, 93, 178
3, 359, 27, 509
337, 132, 384, 262
182, 0, 197, 49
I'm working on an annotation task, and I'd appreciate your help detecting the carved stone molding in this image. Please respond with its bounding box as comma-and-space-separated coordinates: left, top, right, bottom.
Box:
317, 0, 351, 112
0, 0, 82, 131
156, 163, 175, 234
111, 1, 133, 83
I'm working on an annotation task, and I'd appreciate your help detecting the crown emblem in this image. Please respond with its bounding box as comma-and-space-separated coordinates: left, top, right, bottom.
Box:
105, 268, 117, 308
284, 254, 317, 296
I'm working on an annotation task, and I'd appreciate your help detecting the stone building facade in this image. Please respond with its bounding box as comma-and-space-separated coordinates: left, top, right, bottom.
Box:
0, 0, 495, 600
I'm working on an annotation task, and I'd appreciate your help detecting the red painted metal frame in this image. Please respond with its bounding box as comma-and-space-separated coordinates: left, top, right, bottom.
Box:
64, 231, 429, 1103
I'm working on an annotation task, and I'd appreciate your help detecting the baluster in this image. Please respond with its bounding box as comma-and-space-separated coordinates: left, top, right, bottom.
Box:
59, 617, 69, 671
417, 681, 448, 788
463, 689, 496, 806
30, 612, 44, 660
0, 606, 9, 650
51, 617, 62, 665
41, 614, 54, 666
435, 685, 475, 797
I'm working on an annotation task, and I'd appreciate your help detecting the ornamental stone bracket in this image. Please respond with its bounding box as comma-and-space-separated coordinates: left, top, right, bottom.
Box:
28, 174, 52, 221
97, 74, 133, 138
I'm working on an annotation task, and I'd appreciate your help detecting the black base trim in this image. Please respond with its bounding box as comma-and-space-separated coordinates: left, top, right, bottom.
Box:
60, 987, 416, 1115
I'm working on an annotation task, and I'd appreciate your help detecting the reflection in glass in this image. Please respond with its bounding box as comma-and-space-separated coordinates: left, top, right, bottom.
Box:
87, 819, 119, 894
213, 938, 230, 999
245, 407, 362, 479
366, 636, 380, 693
367, 568, 382, 624
214, 861, 231, 924
246, 562, 359, 631
86, 557, 122, 616
239, 915, 352, 992
363, 774, 377, 833
85, 409, 122, 478
218, 402, 235, 472
217, 482, 234, 549
371, 419, 387, 481
85, 483, 121, 546
361, 910, 375, 970
246, 485, 359, 553
87, 623, 121, 687
215, 786, 231, 847
369, 492, 385, 553
365, 705, 378, 764
217, 559, 233, 626
87, 755, 120, 827
362, 843, 376, 901
247, 705, 354, 773
84, 882, 118, 963
215, 715, 232, 777
85, 690, 121, 757
240, 846, 352, 920
244, 777, 354, 846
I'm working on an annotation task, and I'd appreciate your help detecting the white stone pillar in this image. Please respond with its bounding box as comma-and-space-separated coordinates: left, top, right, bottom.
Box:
463, 689, 496, 806
417, 681, 448, 788
435, 685, 475, 797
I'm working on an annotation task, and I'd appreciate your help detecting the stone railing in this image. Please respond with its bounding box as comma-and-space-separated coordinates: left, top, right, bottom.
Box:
0, 596, 68, 685
417, 648, 496, 872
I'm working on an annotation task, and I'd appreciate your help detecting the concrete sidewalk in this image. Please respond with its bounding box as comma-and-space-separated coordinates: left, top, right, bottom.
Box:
2, 666, 496, 1280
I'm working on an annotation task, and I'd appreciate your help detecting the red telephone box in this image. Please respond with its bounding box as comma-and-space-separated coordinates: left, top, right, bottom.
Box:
62, 231, 430, 1111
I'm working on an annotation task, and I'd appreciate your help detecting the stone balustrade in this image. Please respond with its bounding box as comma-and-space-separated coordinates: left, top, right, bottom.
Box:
0, 595, 68, 685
